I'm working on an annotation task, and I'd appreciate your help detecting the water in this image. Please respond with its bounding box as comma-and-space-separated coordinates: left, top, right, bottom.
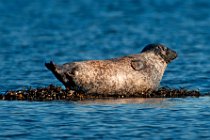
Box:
1, 98, 210, 139
0, 0, 210, 139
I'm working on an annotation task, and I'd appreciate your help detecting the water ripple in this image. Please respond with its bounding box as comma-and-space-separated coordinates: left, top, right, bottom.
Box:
1, 0, 210, 139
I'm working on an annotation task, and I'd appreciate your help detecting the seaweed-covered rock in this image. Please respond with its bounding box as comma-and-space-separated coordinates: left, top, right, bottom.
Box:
0, 85, 203, 101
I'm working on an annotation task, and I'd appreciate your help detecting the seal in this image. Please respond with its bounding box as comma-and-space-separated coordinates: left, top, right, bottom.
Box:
45, 43, 177, 95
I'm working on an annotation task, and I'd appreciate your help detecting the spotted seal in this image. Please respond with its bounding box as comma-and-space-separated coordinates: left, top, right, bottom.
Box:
45, 44, 177, 95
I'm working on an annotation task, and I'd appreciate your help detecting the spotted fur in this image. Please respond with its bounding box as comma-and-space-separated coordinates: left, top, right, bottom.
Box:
45, 44, 177, 95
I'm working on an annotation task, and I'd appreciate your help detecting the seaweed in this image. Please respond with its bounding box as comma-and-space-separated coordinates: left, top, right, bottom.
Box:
0, 85, 204, 101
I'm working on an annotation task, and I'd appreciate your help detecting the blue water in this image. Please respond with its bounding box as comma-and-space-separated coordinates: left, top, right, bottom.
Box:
0, 0, 210, 139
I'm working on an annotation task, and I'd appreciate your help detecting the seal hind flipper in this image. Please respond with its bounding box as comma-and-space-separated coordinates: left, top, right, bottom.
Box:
45, 61, 78, 89
45, 61, 68, 87
45, 61, 56, 71
131, 59, 146, 71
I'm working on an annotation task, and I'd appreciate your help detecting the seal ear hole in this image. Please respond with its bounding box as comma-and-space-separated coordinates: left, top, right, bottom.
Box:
131, 59, 145, 71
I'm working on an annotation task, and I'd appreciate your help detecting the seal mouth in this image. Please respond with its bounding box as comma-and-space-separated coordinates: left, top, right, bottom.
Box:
164, 48, 177, 63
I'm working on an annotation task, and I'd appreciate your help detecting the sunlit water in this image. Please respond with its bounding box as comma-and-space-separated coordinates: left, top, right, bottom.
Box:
0, 0, 210, 139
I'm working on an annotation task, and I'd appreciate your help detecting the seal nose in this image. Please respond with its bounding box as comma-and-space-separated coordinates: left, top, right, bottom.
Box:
167, 49, 177, 61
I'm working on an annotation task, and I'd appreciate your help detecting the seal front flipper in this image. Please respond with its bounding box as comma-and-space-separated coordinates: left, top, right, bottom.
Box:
131, 59, 146, 71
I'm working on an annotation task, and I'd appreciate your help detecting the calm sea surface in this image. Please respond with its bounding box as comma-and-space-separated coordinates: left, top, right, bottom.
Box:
0, 0, 210, 139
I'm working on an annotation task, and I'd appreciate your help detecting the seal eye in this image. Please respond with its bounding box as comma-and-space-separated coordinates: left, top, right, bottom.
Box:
157, 45, 166, 52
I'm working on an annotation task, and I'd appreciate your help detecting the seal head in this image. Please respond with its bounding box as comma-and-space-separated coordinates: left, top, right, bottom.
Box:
141, 44, 177, 63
